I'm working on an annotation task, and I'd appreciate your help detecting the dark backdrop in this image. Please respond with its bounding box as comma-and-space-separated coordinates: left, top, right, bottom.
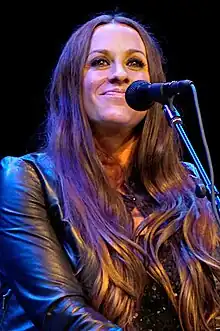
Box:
1, 1, 219, 189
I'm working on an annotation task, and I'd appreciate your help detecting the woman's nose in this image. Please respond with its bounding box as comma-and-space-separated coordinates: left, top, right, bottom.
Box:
108, 63, 129, 83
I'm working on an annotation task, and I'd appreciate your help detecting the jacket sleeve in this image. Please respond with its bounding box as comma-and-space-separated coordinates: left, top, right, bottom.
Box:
0, 156, 121, 331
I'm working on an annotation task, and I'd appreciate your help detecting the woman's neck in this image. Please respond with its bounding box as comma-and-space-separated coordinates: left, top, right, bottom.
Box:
94, 128, 138, 189
93, 127, 138, 168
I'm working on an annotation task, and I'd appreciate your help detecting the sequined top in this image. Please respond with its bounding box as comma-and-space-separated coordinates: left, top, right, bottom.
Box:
132, 247, 182, 331
120, 182, 181, 330
120, 178, 218, 331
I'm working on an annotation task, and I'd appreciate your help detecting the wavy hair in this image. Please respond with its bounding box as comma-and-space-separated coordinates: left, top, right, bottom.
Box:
44, 12, 220, 330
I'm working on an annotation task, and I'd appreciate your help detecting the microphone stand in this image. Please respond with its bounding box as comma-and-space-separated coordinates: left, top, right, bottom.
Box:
162, 101, 220, 225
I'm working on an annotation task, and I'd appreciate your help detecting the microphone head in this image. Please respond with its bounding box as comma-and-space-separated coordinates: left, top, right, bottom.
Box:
125, 80, 154, 111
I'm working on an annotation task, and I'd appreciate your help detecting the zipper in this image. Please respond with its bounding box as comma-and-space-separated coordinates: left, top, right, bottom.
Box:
0, 289, 12, 328
1, 289, 12, 311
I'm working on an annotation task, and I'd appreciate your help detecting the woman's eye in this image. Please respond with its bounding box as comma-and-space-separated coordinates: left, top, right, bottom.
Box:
127, 58, 146, 68
89, 57, 146, 69
90, 58, 109, 67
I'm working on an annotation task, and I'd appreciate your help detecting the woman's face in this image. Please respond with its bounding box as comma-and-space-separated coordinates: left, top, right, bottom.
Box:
83, 23, 150, 132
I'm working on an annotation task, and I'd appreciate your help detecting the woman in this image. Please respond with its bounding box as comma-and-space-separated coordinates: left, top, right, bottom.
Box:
0, 12, 219, 331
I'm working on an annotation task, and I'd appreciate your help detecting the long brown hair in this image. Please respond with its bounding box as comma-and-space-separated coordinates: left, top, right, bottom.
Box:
44, 12, 220, 330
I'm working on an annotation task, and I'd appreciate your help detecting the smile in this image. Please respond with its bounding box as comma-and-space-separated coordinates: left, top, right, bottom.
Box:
102, 91, 125, 97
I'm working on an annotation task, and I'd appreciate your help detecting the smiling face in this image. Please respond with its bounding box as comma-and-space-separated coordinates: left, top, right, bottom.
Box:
83, 23, 151, 133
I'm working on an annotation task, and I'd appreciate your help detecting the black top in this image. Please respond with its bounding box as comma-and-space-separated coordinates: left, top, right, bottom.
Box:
121, 182, 182, 330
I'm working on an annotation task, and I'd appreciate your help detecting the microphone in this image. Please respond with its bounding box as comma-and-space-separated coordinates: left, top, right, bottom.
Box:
125, 79, 193, 111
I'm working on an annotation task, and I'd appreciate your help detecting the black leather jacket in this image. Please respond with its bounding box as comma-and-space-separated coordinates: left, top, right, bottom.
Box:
1, 153, 220, 330
0, 153, 121, 330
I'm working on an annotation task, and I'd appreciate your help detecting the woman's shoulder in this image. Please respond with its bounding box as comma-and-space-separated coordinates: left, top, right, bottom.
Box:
1, 151, 52, 170
1, 151, 53, 172
0, 152, 57, 188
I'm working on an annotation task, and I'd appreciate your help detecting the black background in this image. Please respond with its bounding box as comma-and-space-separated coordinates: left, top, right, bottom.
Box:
1, 1, 219, 188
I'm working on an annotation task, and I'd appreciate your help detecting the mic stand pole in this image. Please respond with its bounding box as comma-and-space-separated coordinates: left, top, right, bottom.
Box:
162, 103, 220, 223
